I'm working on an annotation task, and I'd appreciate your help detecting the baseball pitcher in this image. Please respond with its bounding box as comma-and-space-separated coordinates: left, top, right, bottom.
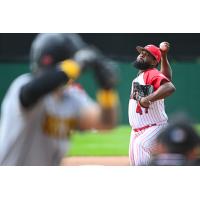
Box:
0, 33, 119, 166
129, 42, 176, 166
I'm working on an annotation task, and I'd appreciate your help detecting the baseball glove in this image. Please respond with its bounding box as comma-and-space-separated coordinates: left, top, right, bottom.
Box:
74, 46, 118, 89
133, 82, 154, 101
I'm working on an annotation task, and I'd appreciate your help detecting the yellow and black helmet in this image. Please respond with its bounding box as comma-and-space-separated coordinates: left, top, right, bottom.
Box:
29, 33, 86, 74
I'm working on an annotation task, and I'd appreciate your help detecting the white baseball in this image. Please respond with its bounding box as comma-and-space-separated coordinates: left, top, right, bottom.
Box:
159, 42, 167, 51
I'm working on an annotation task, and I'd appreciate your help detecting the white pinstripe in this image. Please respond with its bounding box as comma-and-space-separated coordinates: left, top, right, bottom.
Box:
129, 124, 167, 166
128, 72, 168, 129
128, 70, 169, 166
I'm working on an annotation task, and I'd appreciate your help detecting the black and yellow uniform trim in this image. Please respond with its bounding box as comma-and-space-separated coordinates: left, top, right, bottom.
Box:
60, 59, 80, 80
42, 114, 78, 138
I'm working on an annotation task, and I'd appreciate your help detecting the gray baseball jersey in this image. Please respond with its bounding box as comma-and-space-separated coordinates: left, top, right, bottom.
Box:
0, 73, 96, 165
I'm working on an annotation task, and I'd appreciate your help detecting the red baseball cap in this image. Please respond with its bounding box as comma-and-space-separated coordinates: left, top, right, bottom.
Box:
136, 44, 161, 63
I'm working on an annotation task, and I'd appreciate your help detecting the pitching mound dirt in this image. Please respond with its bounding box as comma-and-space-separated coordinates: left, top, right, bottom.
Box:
61, 156, 129, 166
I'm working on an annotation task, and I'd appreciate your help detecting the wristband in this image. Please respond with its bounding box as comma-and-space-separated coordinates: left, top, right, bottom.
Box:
97, 89, 118, 108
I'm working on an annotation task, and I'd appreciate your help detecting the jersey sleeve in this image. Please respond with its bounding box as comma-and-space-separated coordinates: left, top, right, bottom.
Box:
0, 74, 40, 158
1, 74, 32, 115
144, 69, 170, 91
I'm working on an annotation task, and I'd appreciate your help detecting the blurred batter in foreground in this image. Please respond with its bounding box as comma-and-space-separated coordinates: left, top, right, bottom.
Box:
0, 33, 119, 166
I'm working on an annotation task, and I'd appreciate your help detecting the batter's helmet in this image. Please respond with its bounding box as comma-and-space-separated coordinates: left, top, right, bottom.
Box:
157, 120, 200, 154
30, 33, 86, 73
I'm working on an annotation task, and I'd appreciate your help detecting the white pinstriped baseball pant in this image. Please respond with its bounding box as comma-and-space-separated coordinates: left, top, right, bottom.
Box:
129, 124, 167, 166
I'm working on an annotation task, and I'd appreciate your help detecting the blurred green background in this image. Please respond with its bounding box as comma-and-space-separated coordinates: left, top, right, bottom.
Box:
0, 61, 200, 124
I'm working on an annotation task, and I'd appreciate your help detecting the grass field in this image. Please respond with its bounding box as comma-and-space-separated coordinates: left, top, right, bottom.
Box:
68, 125, 200, 156
68, 125, 131, 156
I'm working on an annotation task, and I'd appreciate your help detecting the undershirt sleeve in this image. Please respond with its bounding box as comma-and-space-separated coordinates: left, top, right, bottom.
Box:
19, 69, 69, 109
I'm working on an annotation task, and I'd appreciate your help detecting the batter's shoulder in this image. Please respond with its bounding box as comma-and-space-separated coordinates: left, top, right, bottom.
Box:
11, 73, 32, 86
6, 73, 32, 93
